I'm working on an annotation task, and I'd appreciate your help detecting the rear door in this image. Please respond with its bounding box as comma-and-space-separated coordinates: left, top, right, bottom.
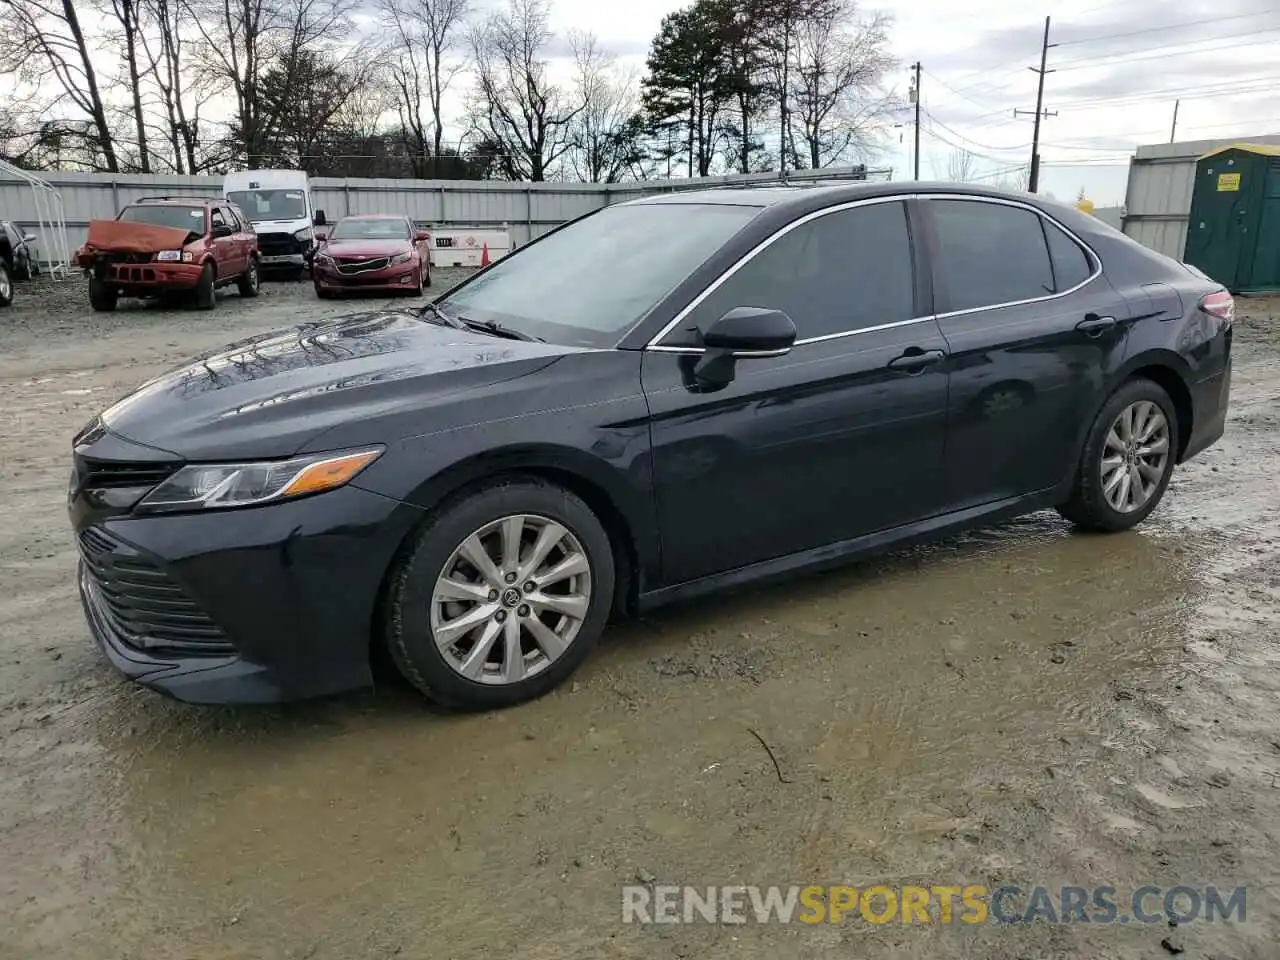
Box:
921, 196, 1130, 510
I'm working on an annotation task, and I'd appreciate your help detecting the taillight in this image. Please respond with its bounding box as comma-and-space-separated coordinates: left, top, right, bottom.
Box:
1199, 289, 1234, 324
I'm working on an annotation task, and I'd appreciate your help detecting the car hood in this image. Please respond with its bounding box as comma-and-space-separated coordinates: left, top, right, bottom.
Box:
321, 239, 412, 257
98, 310, 576, 461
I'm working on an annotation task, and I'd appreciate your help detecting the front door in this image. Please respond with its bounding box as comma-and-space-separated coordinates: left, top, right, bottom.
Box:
641, 198, 952, 587
921, 196, 1130, 509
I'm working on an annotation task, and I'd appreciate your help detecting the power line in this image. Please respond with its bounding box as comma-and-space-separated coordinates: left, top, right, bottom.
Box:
1052, 29, 1280, 71
1054, 8, 1279, 47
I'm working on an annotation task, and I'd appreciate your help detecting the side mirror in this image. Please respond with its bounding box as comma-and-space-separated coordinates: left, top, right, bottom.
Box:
414, 229, 431, 242
211, 223, 233, 238
313, 210, 327, 226
689, 306, 796, 389
700, 306, 797, 354
22, 234, 36, 244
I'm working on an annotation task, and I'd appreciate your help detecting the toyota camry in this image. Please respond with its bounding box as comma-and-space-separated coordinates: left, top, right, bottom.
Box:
68, 183, 1233, 709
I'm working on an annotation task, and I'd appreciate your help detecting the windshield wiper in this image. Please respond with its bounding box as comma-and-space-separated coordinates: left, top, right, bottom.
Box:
459, 316, 544, 342
418, 301, 464, 329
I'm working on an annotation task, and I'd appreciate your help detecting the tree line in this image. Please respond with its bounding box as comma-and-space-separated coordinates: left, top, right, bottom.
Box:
0, 0, 898, 181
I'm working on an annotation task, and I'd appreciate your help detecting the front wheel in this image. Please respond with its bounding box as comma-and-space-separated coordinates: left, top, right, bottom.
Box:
385, 478, 616, 710
1057, 378, 1178, 532
0, 262, 11, 307
194, 263, 216, 310
87, 275, 116, 312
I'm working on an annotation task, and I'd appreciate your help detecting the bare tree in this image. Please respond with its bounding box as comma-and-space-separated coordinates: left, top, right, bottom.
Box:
944, 147, 978, 182
467, 0, 582, 181
0, 0, 119, 170
990, 165, 1030, 192
380, 0, 470, 177
788, 2, 895, 168
565, 31, 643, 183
185, 0, 354, 165
138, 0, 216, 172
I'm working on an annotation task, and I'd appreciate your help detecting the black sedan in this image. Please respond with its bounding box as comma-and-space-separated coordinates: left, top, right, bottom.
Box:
67, 183, 1234, 709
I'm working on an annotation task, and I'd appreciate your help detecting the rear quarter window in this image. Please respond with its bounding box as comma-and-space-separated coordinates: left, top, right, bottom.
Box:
1043, 219, 1094, 291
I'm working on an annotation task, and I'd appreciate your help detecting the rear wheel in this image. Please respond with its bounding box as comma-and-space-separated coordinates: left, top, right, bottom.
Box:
0, 262, 11, 307
87, 276, 116, 312
385, 478, 615, 710
194, 263, 216, 310
236, 257, 260, 298
1057, 378, 1178, 532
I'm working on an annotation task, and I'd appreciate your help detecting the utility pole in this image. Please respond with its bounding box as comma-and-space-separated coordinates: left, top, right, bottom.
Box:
1014, 16, 1057, 193
1170, 99, 1180, 142
909, 62, 922, 180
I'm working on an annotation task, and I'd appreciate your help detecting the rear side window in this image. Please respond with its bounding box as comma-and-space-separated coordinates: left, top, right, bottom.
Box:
930, 200, 1055, 312
1043, 219, 1093, 291
669, 200, 916, 345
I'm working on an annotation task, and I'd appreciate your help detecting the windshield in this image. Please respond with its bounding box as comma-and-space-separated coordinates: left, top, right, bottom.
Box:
118, 205, 207, 231
226, 189, 308, 222
330, 218, 410, 241
437, 202, 761, 347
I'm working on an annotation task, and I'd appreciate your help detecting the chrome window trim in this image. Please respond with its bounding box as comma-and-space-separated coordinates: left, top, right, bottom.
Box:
642, 191, 1103, 353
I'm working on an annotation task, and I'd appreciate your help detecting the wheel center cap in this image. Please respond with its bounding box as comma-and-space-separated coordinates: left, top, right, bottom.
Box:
501, 587, 522, 608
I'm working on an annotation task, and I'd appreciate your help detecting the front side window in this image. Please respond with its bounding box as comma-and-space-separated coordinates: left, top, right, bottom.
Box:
118, 204, 207, 232
664, 200, 916, 346
438, 202, 763, 348
330, 218, 411, 240
226, 189, 308, 222
210, 207, 227, 229
929, 199, 1055, 313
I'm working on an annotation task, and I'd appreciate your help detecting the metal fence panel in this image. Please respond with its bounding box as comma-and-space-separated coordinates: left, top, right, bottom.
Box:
0, 165, 887, 258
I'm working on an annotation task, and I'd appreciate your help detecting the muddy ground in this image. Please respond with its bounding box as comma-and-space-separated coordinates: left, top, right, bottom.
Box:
1, 276, 1278, 959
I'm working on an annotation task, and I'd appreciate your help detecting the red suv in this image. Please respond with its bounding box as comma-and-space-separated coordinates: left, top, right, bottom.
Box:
74, 197, 261, 311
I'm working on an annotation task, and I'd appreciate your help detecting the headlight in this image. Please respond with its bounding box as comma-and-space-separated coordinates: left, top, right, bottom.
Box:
313, 251, 334, 266
389, 251, 412, 266
155, 250, 182, 261
294, 227, 314, 243
136, 447, 382, 514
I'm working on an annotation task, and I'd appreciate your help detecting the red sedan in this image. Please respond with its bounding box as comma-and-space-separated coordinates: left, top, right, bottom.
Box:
312, 214, 431, 297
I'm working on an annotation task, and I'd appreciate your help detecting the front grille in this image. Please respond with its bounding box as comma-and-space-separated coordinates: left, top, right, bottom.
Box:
79, 458, 178, 490
78, 527, 234, 656
257, 232, 302, 257
336, 257, 391, 274
109, 265, 158, 283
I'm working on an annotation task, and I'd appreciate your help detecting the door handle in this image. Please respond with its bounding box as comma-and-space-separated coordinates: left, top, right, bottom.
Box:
1076, 314, 1117, 337
887, 348, 947, 373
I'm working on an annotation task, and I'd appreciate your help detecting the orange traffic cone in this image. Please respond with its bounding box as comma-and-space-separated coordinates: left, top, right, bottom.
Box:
480, 242, 491, 267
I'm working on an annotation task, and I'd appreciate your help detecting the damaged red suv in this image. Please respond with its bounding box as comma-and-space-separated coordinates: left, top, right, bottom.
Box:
74, 197, 261, 311
312, 214, 431, 298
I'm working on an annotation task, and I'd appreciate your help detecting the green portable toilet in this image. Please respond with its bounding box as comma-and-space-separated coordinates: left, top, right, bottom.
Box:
1183, 143, 1280, 294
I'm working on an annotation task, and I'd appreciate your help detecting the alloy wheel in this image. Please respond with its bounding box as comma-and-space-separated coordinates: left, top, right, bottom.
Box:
1101, 400, 1170, 513
0, 269, 10, 301
430, 513, 592, 684
248, 260, 259, 290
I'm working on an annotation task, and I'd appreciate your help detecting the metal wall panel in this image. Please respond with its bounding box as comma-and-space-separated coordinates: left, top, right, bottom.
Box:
0, 165, 883, 257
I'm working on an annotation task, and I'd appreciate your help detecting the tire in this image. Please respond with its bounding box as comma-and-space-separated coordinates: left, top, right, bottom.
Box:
194, 262, 216, 310
385, 477, 616, 710
0, 262, 11, 307
236, 257, 260, 298
409, 264, 424, 297
1057, 378, 1179, 532
423, 264, 432, 288
87, 276, 116, 312
13, 254, 31, 282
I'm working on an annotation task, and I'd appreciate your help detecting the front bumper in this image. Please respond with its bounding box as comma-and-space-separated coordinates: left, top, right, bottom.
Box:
73, 484, 425, 704
85, 260, 205, 290
314, 261, 420, 292
261, 253, 307, 268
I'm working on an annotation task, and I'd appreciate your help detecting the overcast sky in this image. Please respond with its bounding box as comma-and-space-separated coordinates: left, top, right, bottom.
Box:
531, 0, 1280, 204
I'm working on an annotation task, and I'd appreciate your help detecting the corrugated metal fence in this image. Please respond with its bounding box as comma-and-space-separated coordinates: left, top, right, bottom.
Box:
1122, 134, 1280, 259
0, 165, 887, 265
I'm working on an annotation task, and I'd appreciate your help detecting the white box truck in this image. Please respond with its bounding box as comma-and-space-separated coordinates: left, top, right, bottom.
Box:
223, 170, 325, 279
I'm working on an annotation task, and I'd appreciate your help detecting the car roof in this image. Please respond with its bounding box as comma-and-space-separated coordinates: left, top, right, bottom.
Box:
338, 214, 407, 221
130, 197, 216, 207
626, 180, 1069, 211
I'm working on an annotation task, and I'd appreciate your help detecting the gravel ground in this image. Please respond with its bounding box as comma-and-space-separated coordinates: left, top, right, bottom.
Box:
1, 277, 1279, 959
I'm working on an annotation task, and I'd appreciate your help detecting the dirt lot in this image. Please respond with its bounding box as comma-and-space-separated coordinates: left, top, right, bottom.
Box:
1, 276, 1278, 959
